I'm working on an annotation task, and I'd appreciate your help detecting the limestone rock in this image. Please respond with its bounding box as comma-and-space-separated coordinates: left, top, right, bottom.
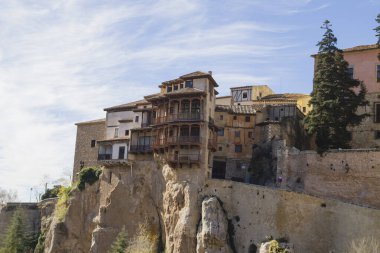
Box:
196, 196, 232, 253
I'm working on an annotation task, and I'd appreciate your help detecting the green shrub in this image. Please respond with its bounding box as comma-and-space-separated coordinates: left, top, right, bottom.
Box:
55, 186, 72, 222
108, 227, 128, 253
77, 167, 102, 191
41, 185, 61, 200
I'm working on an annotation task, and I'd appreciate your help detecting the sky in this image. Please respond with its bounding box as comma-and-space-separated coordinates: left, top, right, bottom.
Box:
0, 0, 379, 201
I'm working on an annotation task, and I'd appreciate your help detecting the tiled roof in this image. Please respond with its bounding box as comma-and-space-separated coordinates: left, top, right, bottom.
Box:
216, 96, 232, 99
180, 71, 210, 79
104, 99, 147, 111
75, 118, 105, 125
261, 93, 309, 100
162, 71, 219, 87
165, 87, 205, 96
215, 105, 263, 114
343, 44, 379, 52
230, 85, 269, 90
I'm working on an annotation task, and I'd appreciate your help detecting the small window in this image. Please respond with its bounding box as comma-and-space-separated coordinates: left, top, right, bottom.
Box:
242, 92, 248, 99
91, 140, 96, 147
218, 146, 223, 151
375, 131, 380, 139
303, 107, 306, 113
233, 115, 237, 120
217, 128, 224, 136
235, 144, 242, 153
125, 130, 129, 136
377, 65, 380, 82
375, 103, 380, 123
185, 80, 193, 88
143, 105, 147, 108
180, 83, 183, 89
114, 128, 119, 138
135, 116, 139, 122
347, 67, 354, 79
167, 86, 172, 92
219, 115, 223, 120
248, 132, 253, 138
235, 131, 240, 138
169, 107, 174, 114
174, 85, 178, 91
245, 116, 250, 122
259, 92, 262, 98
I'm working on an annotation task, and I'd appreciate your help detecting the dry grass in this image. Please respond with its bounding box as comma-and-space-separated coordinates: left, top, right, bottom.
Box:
347, 237, 380, 253
125, 222, 158, 253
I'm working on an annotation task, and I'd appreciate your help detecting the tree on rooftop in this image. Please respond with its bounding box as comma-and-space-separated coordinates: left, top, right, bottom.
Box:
304, 20, 368, 153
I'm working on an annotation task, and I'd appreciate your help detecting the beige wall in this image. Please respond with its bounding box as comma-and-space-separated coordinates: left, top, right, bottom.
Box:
73, 121, 105, 181
215, 96, 232, 106
203, 179, 380, 253
278, 149, 380, 208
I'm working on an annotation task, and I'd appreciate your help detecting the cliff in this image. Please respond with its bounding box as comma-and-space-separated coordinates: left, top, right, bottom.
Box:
37, 160, 380, 253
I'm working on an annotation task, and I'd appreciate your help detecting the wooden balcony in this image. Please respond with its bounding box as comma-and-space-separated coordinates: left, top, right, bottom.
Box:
167, 153, 201, 167
153, 136, 201, 148
129, 145, 152, 153
152, 112, 203, 125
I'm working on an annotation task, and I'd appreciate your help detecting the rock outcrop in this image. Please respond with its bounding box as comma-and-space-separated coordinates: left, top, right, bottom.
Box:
196, 196, 232, 253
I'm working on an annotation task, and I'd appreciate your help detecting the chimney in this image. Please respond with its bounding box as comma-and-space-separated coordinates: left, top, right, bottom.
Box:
208, 71, 212, 76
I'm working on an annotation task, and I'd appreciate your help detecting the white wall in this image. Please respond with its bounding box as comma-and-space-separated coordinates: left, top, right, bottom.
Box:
111, 143, 128, 160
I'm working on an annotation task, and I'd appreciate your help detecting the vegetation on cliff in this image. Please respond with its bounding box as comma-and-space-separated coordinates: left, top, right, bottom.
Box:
41, 185, 61, 200
77, 166, 102, 191
108, 227, 128, 253
0, 209, 37, 253
55, 186, 72, 222
305, 20, 368, 153
347, 237, 380, 253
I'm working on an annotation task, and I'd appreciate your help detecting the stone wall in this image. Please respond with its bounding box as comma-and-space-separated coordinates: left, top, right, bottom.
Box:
277, 148, 380, 208
73, 119, 106, 181
202, 179, 380, 253
0, 202, 40, 247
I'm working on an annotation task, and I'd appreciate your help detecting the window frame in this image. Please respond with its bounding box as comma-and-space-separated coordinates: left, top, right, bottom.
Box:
234, 144, 242, 153
245, 116, 250, 122
375, 103, 380, 123
91, 140, 96, 147
114, 128, 119, 138
185, 80, 193, 88
217, 128, 224, 136
235, 130, 240, 138
125, 130, 129, 136
377, 64, 380, 83
135, 115, 139, 122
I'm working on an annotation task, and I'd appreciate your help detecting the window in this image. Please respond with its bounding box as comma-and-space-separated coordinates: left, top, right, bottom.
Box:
135, 116, 139, 122
245, 116, 250, 122
375, 103, 380, 123
167, 86, 172, 92
114, 128, 119, 138
185, 80, 193, 88
169, 107, 174, 114
125, 130, 129, 136
375, 131, 380, 139
303, 107, 306, 113
180, 83, 183, 89
235, 144, 242, 153
248, 132, 253, 138
377, 65, 380, 82
174, 85, 178, 91
219, 115, 223, 120
91, 140, 96, 147
235, 131, 240, 138
233, 115, 237, 120
242, 92, 248, 99
218, 146, 223, 151
217, 128, 224, 136
347, 67, 354, 79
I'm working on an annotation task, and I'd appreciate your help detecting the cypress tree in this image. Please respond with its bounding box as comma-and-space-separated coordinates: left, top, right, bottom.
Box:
305, 20, 368, 153
108, 227, 128, 253
0, 209, 26, 253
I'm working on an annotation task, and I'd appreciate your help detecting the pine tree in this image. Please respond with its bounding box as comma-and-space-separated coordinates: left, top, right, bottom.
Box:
0, 209, 26, 253
305, 20, 368, 153
108, 227, 128, 253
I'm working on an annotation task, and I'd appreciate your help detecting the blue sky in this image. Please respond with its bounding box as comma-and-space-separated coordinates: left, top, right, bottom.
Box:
0, 0, 379, 201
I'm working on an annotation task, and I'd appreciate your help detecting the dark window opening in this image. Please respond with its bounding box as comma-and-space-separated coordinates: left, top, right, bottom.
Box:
235, 131, 240, 137
217, 128, 224, 136
167, 86, 172, 92
219, 115, 223, 120
135, 116, 139, 122
233, 115, 237, 120
303, 107, 306, 113
218, 146, 222, 151
91, 140, 96, 147
377, 65, 380, 82
235, 144, 242, 153
125, 130, 129, 136
242, 92, 248, 99
180, 83, 183, 89
173, 85, 178, 91
375, 131, 380, 139
248, 132, 253, 138
347, 67, 354, 79
245, 116, 250, 122
375, 103, 380, 123
185, 80, 193, 88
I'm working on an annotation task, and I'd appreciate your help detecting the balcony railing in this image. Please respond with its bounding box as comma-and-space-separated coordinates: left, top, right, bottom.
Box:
98, 154, 112, 160
152, 112, 203, 125
167, 136, 201, 145
141, 122, 151, 128
129, 145, 152, 153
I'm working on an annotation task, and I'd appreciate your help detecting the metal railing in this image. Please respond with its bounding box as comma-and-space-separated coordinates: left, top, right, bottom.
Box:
168, 153, 201, 164
129, 145, 152, 153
